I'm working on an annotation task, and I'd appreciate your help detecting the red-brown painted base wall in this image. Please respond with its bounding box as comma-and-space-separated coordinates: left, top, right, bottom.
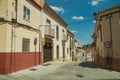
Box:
111, 58, 120, 72
0, 52, 42, 75
96, 56, 120, 72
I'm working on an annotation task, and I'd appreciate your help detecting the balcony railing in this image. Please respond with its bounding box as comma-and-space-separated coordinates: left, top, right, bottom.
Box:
62, 34, 67, 42
44, 26, 55, 38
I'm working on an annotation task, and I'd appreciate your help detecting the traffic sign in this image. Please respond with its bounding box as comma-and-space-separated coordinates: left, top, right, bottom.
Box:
104, 41, 111, 48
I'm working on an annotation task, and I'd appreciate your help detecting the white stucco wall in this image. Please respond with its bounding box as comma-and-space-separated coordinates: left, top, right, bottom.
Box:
42, 9, 67, 60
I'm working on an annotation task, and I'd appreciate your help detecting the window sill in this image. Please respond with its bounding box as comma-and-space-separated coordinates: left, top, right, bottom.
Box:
23, 18, 30, 22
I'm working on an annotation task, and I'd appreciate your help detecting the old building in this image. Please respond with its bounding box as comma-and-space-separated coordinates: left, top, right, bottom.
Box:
40, 3, 67, 62
0, 0, 75, 74
66, 29, 75, 61
93, 5, 120, 71
0, 0, 44, 74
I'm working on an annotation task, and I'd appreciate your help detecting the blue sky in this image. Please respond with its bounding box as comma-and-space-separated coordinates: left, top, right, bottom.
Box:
45, 0, 120, 45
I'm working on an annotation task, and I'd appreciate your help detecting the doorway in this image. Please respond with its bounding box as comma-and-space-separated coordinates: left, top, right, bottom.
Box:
43, 43, 52, 62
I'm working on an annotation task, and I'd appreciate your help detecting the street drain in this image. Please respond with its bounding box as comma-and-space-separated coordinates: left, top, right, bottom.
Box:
76, 74, 84, 78
29, 68, 37, 71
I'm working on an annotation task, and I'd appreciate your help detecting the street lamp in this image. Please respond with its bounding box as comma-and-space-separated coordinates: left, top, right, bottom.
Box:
93, 12, 98, 20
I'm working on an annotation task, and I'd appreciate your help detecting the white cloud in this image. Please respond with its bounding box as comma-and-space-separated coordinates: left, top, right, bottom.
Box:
93, 20, 96, 23
72, 16, 84, 20
71, 30, 77, 33
50, 5, 64, 14
88, 0, 104, 6
88, 1, 98, 6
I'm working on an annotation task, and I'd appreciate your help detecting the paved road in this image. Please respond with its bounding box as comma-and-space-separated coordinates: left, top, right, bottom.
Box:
0, 61, 120, 80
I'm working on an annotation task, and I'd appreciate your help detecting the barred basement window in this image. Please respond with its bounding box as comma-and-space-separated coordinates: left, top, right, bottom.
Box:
22, 38, 30, 52
23, 6, 30, 20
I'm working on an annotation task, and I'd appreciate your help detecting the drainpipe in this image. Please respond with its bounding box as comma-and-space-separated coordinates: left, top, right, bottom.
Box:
10, 25, 13, 73
39, 25, 42, 64
10, 0, 18, 73
39, 9, 43, 64
108, 14, 113, 69
39, 26, 40, 64
15, 0, 18, 20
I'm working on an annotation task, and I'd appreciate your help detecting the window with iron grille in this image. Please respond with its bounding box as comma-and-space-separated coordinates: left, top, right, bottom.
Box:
23, 6, 30, 20
22, 38, 30, 52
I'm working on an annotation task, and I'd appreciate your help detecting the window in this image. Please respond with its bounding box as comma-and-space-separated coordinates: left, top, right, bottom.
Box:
82, 52, 84, 56
56, 46, 59, 59
46, 19, 51, 25
70, 48, 71, 57
22, 38, 30, 52
67, 34, 68, 40
46, 19, 51, 34
56, 26, 59, 40
23, 6, 30, 20
67, 48, 69, 54
70, 36, 72, 44
99, 25, 102, 42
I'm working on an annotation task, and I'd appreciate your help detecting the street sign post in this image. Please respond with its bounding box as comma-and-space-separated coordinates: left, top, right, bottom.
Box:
34, 38, 37, 66
104, 41, 111, 69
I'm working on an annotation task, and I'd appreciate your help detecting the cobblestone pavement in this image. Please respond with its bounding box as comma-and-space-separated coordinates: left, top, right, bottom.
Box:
0, 61, 120, 80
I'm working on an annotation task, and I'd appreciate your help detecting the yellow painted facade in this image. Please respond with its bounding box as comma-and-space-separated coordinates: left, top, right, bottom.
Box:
66, 29, 75, 62
0, 0, 42, 52
0, 0, 75, 62
93, 5, 120, 71
0, 24, 7, 52
0, 0, 76, 74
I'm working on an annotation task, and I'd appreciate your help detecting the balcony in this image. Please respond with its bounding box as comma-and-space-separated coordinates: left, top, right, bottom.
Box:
62, 34, 67, 42
12, 11, 17, 23
44, 26, 55, 39
70, 43, 74, 49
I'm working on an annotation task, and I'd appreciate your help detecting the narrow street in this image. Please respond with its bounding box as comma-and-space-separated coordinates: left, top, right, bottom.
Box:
0, 61, 120, 80
0, 0, 120, 78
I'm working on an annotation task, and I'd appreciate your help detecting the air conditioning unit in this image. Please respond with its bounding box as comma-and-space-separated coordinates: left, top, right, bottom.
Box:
12, 11, 17, 23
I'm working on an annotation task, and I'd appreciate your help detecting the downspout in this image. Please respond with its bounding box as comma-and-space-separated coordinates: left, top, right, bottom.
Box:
109, 14, 113, 69
10, 24, 13, 73
15, 0, 18, 20
39, 9, 43, 64
14, 0, 18, 71
39, 26, 40, 64
10, 0, 18, 73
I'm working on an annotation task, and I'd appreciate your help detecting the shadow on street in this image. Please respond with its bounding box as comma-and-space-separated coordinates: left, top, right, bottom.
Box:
79, 61, 102, 68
